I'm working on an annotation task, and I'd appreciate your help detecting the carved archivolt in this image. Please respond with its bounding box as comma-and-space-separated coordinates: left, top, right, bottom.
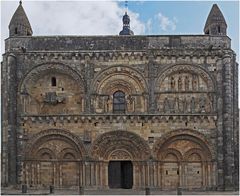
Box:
153, 129, 213, 161
18, 63, 85, 115
91, 66, 147, 93
25, 129, 86, 159
91, 130, 150, 160
155, 64, 215, 92
155, 64, 216, 114
19, 62, 84, 92
91, 66, 148, 113
108, 149, 132, 160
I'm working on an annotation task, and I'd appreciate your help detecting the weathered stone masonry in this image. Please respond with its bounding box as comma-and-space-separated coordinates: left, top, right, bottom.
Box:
1, 2, 238, 191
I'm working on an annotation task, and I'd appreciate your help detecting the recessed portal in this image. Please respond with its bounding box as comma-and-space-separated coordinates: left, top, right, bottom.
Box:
108, 161, 133, 189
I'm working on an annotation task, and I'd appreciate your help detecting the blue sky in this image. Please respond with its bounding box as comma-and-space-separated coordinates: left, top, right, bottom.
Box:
121, 1, 239, 59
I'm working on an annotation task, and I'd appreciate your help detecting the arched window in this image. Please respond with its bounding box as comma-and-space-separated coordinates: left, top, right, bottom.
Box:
51, 77, 56, 86
113, 91, 126, 113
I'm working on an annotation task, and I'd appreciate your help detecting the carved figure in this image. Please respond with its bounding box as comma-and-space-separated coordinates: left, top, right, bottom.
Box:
163, 97, 170, 113
174, 97, 180, 113
44, 92, 66, 105
183, 97, 188, 113
192, 75, 198, 91
191, 97, 195, 113
199, 95, 206, 113
170, 77, 176, 90
185, 76, 190, 91
127, 95, 135, 112
178, 76, 183, 91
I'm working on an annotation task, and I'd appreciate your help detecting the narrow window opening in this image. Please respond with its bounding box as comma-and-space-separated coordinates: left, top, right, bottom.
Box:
51, 77, 56, 86
177, 170, 179, 175
166, 170, 168, 175
15, 28, 18, 34
197, 171, 200, 174
113, 90, 126, 113
218, 26, 221, 33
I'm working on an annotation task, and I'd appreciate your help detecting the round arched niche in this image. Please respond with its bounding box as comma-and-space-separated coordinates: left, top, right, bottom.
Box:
18, 63, 85, 115
153, 129, 213, 161
91, 130, 150, 161
91, 66, 148, 113
25, 129, 86, 160
154, 64, 216, 114
153, 129, 214, 190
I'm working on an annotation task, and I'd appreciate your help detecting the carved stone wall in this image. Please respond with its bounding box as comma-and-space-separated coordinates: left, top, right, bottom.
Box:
1, 35, 238, 191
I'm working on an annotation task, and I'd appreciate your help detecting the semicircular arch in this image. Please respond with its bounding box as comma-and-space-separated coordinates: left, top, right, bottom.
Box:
91, 65, 148, 94
152, 129, 214, 161
18, 62, 85, 93
91, 130, 150, 160
154, 63, 216, 92
25, 129, 87, 159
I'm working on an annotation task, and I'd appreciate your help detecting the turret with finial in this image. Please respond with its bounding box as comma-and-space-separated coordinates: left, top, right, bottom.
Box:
204, 4, 227, 35
119, 1, 134, 35
9, 0, 33, 37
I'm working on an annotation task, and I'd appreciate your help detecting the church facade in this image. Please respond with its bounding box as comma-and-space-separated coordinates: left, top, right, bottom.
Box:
1, 2, 239, 191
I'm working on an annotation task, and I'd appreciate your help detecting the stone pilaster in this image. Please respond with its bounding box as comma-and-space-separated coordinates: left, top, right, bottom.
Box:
1, 55, 9, 186
232, 54, 239, 190
222, 52, 234, 190
148, 51, 156, 113
216, 57, 224, 190
7, 53, 18, 185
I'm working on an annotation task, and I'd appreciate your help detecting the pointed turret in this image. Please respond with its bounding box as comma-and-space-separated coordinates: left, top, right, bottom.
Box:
204, 4, 227, 35
119, 12, 134, 35
9, 1, 33, 37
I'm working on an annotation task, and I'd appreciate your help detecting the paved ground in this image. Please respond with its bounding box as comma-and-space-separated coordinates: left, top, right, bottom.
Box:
1, 187, 239, 195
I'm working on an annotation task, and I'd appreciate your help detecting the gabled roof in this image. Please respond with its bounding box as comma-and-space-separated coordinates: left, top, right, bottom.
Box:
204, 4, 227, 31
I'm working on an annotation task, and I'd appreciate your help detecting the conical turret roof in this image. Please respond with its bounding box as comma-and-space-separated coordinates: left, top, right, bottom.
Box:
204, 4, 227, 32
9, 1, 32, 35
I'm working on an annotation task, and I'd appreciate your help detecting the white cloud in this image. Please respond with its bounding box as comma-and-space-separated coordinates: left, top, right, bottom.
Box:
0, 1, 145, 55
146, 18, 152, 34
155, 12, 177, 31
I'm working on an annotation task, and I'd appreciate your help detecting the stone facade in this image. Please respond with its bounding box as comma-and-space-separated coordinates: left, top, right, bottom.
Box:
1, 2, 239, 191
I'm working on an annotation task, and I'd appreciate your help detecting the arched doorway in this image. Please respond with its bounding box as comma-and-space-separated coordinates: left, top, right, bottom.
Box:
108, 161, 133, 189
91, 130, 151, 189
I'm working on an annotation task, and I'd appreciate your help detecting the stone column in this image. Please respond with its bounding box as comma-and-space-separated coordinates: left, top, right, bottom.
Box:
6, 54, 18, 185
216, 57, 224, 190
232, 54, 239, 190
148, 52, 156, 113
222, 53, 235, 190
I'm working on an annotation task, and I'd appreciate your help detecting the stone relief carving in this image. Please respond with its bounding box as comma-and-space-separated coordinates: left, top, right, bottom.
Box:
170, 77, 176, 90
157, 68, 215, 114
44, 92, 66, 105
109, 150, 132, 160
190, 97, 195, 113
185, 76, 190, 91
160, 95, 213, 114
178, 76, 183, 91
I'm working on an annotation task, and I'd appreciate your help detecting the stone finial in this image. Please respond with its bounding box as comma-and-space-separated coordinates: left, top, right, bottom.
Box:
119, 11, 134, 35
9, 1, 33, 37
204, 4, 227, 35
